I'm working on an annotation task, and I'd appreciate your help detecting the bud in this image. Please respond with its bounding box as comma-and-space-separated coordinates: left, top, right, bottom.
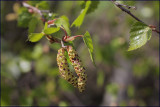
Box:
63, 35, 83, 42
67, 46, 87, 92
57, 48, 78, 87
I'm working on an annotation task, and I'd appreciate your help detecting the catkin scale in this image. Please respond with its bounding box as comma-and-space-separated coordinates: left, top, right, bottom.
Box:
57, 48, 78, 87
67, 46, 87, 92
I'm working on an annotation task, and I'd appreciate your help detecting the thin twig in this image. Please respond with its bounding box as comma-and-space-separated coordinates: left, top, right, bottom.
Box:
46, 35, 61, 43
117, 3, 137, 10
47, 19, 69, 40
23, 2, 47, 23
22, 2, 42, 16
111, 0, 160, 34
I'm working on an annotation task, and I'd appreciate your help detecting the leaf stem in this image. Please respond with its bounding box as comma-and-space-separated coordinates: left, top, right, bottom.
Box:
47, 19, 68, 40
60, 26, 68, 37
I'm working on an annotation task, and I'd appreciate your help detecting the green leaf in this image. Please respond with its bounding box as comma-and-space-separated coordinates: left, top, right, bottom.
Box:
28, 33, 44, 42
28, 16, 38, 34
128, 21, 152, 51
44, 22, 48, 30
60, 15, 70, 27
83, 31, 95, 65
54, 17, 71, 36
71, 1, 91, 28
81, 1, 100, 14
44, 27, 60, 35
18, 8, 32, 27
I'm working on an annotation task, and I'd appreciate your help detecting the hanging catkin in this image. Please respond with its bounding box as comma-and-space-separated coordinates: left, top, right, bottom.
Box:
57, 48, 78, 88
67, 46, 87, 92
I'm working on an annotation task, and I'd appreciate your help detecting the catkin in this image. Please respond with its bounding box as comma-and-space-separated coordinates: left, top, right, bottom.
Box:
57, 48, 78, 88
67, 46, 87, 92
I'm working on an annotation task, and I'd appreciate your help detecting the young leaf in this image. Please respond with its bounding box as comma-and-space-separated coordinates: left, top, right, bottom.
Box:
54, 17, 71, 36
44, 27, 60, 35
28, 33, 44, 42
128, 21, 152, 51
28, 16, 38, 34
71, 1, 91, 28
60, 15, 71, 36
60, 15, 70, 27
83, 31, 95, 65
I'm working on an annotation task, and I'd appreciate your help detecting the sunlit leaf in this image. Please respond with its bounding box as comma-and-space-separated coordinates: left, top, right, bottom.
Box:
128, 21, 152, 51
54, 17, 71, 36
28, 33, 44, 42
83, 31, 95, 65
44, 27, 60, 35
60, 15, 70, 27
44, 22, 48, 30
71, 1, 91, 28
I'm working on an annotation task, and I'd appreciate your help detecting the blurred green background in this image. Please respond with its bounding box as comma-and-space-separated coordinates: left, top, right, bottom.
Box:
1, 1, 159, 106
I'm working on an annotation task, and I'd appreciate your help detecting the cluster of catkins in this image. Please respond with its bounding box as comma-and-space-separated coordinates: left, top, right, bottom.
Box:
57, 45, 87, 92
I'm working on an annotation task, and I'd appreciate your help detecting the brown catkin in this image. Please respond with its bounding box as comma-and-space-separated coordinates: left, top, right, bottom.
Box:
67, 46, 87, 92
57, 48, 78, 88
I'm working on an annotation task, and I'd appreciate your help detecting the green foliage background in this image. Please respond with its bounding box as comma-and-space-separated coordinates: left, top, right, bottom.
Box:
1, 1, 159, 106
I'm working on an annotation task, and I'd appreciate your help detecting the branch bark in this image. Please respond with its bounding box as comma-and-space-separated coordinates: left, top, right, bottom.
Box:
111, 0, 160, 34
22, 2, 42, 16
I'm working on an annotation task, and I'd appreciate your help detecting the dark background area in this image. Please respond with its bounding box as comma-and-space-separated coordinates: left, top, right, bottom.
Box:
1, 1, 159, 106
